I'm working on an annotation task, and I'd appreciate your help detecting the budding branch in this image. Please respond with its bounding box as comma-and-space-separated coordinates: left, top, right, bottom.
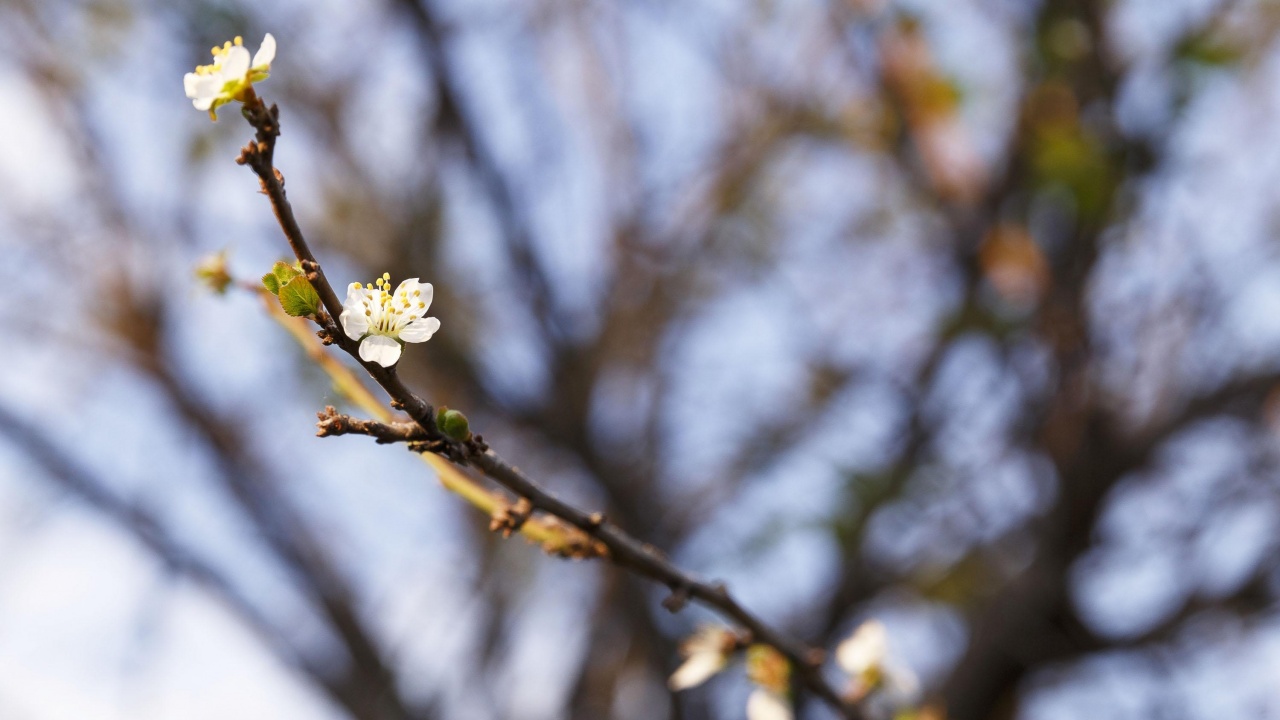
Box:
236, 94, 862, 720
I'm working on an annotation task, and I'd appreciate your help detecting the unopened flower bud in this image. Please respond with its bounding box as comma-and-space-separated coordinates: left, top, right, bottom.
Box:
436, 407, 471, 441
195, 251, 233, 294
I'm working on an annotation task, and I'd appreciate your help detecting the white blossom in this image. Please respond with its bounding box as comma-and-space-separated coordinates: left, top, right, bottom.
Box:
879, 660, 921, 706
746, 688, 793, 720
836, 620, 920, 713
339, 273, 441, 367
836, 620, 888, 676
668, 625, 735, 691
183, 33, 276, 119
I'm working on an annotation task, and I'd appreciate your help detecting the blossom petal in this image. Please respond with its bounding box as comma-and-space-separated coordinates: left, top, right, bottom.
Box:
340, 308, 370, 341
881, 661, 921, 705
746, 689, 793, 720
836, 621, 887, 675
668, 651, 727, 691
221, 45, 251, 79
340, 285, 371, 340
393, 278, 420, 297
252, 33, 276, 69
398, 317, 440, 343
188, 75, 220, 105
344, 282, 369, 305
359, 335, 402, 367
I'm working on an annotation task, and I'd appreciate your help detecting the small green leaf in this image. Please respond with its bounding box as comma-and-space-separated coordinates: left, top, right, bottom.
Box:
271, 260, 302, 288
261, 271, 280, 294
278, 276, 321, 317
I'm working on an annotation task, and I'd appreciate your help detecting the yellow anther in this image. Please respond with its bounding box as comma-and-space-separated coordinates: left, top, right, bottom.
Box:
234, 36, 243, 46
413, 290, 421, 297
366, 283, 374, 290
383, 272, 391, 280
365, 309, 372, 316
418, 301, 426, 309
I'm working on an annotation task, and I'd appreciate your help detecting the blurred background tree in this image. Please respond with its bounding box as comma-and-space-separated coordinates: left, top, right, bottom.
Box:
1, 0, 1279, 718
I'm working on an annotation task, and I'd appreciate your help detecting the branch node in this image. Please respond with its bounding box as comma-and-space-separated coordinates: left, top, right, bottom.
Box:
640, 542, 668, 561
300, 259, 320, 281
661, 583, 691, 613
489, 497, 534, 538
407, 439, 446, 454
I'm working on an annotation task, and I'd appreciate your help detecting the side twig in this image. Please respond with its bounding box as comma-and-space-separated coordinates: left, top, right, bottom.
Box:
235, 95, 860, 719
316, 407, 429, 444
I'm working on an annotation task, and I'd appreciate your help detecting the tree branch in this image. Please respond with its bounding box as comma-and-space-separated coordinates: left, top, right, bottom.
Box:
235, 95, 863, 719
316, 407, 430, 444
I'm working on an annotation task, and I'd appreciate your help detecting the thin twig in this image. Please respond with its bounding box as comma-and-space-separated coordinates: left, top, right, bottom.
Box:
236, 95, 860, 719
316, 407, 429, 444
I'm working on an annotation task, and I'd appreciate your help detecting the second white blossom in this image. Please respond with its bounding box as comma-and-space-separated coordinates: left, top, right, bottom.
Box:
836, 620, 920, 713
340, 273, 441, 367
668, 625, 737, 691
183, 33, 276, 119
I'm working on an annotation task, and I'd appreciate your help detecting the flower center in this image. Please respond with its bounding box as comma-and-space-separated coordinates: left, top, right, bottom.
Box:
358, 273, 428, 338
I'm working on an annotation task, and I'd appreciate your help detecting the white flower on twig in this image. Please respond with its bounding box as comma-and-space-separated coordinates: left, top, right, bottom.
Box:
836, 620, 920, 711
837, 620, 888, 680
745, 644, 793, 720
339, 273, 441, 367
746, 688, 794, 720
183, 33, 276, 119
668, 625, 736, 691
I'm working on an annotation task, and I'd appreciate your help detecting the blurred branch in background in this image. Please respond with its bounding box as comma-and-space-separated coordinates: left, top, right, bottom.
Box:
0, 402, 432, 720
